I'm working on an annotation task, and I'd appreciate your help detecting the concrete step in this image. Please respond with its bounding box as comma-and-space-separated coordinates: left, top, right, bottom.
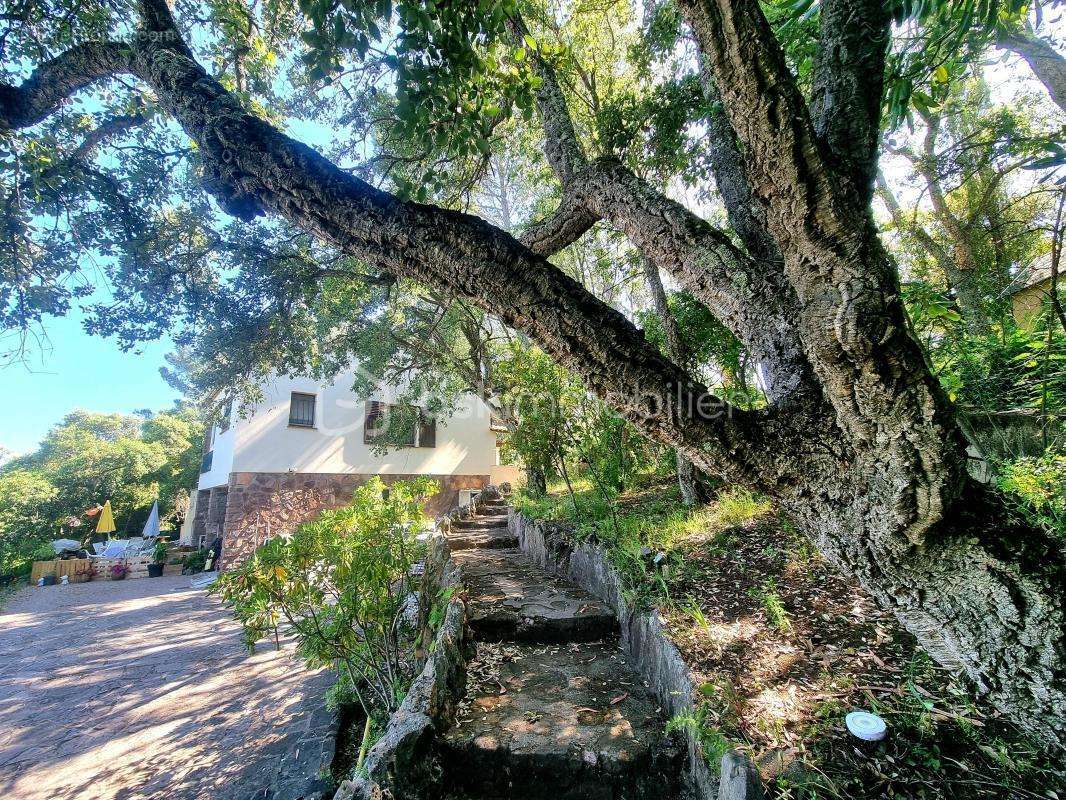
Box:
448, 528, 520, 551
439, 641, 683, 800
453, 514, 510, 530
454, 549, 617, 644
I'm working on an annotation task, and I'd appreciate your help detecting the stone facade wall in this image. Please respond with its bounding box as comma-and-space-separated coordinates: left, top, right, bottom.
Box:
219, 472, 488, 570
192, 488, 210, 548
205, 487, 229, 547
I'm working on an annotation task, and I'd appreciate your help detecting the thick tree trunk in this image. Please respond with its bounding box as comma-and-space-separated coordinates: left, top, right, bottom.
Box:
780, 470, 1065, 751
526, 465, 548, 497
680, 0, 1064, 748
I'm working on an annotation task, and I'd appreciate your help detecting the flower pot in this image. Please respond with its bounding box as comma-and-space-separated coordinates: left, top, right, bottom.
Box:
147, 563, 165, 578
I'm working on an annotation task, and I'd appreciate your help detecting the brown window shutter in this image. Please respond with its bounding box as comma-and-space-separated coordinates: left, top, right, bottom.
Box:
418, 412, 436, 448
364, 400, 384, 443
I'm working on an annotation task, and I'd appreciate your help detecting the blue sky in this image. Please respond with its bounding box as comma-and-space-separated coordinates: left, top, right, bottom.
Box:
0, 111, 341, 459
0, 309, 180, 456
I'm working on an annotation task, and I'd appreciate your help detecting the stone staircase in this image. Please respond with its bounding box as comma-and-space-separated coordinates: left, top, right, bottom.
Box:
439, 494, 683, 800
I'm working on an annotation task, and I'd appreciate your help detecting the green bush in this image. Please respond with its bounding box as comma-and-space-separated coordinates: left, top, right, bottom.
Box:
0, 469, 58, 576
212, 477, 438, 720
997, 453, 1065, 539
182, 549, 208, 573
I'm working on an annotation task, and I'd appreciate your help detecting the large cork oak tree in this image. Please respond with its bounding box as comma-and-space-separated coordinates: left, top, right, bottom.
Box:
1, 0, 1062, 748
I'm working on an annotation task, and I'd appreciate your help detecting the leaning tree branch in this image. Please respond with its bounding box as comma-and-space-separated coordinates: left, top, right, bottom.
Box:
519, 18, 813, 402
998, 28, 1066, 115
0, 42, 133, 130
518, 189, 599, 256
0, 0, 772, 486
697, 72, 781, 265
809, 0, 892, 202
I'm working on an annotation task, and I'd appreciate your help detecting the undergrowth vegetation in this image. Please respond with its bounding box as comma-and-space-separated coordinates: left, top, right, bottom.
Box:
996, 452, 1065, 540
514, 475, 772, 606
515, 477, 1064, 798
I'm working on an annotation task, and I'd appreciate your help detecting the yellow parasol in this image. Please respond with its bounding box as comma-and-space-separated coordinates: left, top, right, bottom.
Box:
96, 501, 116, 537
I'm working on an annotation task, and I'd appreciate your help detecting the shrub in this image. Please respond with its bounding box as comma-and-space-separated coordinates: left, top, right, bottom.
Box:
182, 549, 208, 573
997, 453, 1065, 539
212, 477, 439, 721
0, 469, 58, 576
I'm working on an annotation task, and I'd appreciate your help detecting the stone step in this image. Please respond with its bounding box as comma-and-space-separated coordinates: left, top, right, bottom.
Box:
448, 528, 520, 551
453, 514, 510, 530
439, 641, 683, 800
454, 549, 617, 644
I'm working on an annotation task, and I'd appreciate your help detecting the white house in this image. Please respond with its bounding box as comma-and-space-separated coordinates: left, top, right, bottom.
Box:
180, 367, 518, 569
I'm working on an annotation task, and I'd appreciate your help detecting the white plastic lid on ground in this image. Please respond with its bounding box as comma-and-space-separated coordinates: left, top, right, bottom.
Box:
845, 710, 887, 741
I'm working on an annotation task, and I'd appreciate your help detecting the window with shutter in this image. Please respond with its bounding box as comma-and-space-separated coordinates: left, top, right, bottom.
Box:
288, 392, 316, 427
364, 400, 386, 443
364, 402, 434, 447
218, 399, 233, 433
417, 412, 436, 448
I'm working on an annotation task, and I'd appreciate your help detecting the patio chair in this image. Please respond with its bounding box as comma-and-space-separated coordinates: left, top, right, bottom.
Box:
89, 540, 130, 560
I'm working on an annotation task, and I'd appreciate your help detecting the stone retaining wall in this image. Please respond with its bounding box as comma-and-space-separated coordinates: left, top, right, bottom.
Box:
220, 472, 489, 570
511, 510, 763, 800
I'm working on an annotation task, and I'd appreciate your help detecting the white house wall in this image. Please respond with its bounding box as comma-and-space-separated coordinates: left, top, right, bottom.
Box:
197, 423, 235, 491
228, 371, 499, 476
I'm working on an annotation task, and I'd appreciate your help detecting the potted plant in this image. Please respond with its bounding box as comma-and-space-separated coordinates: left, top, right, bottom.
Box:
108, 562, 129, 581
148, 540, 167, 577
72, 563, 94, 583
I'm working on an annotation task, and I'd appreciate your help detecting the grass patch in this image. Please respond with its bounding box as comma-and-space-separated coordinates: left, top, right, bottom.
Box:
515, 478, 771, 607
748, 578, 791, 632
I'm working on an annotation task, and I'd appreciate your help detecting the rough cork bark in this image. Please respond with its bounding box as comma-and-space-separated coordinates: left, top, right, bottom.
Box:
1, 0, 1062, 749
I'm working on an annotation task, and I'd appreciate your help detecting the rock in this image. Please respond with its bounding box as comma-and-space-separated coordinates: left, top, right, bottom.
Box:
720, 750, 765, 800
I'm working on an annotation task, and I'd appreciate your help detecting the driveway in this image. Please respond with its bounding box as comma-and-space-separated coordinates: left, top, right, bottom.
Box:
0, 576, 336, 800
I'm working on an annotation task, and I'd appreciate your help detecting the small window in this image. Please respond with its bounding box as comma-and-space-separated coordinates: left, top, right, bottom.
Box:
363, 401, 436, 447
218, 399, 233, 433
364, 400, 386, 443
288, 392, 316, 428
417, 413, 436, 448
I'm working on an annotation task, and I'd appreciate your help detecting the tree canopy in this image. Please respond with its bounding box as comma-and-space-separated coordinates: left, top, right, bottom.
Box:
0, 406, 204, 574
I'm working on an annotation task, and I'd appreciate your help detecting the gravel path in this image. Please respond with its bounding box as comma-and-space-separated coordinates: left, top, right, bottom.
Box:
0, 575, 335, 800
